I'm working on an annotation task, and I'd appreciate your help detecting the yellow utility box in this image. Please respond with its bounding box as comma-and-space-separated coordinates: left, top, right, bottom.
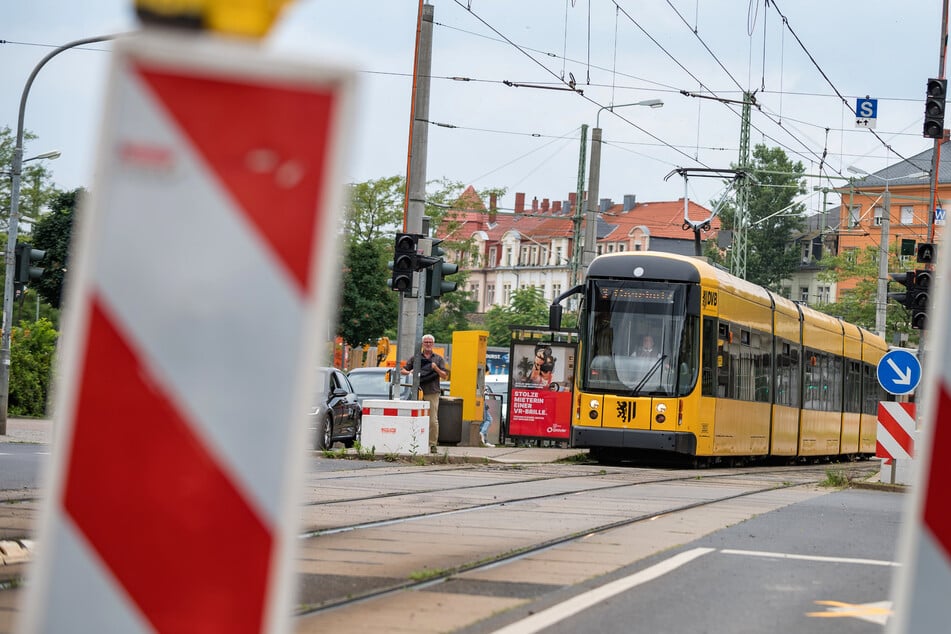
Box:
450, 330, 488, 420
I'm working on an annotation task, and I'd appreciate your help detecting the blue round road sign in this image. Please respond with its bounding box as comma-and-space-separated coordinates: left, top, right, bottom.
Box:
877, 349, 921, 395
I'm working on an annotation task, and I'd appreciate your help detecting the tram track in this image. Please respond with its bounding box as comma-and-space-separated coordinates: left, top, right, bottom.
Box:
292, 461, 878, 619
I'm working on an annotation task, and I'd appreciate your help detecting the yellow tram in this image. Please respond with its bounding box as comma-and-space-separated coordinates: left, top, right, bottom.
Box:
550, 252, 887, 464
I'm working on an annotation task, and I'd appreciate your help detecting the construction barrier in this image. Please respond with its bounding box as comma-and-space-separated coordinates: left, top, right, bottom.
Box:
876, 401, 917, 485
361, 400, 430, 454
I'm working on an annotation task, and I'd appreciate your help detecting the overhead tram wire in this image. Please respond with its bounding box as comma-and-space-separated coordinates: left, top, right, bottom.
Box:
766, 0, 914, 164
451, 0, 712, 170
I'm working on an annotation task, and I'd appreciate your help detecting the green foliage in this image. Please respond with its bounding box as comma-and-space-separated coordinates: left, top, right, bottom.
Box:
9, 318, 58, 417
32, 188, 82, 310
715, 144, 807, 289
0, 126, 60, 229
484, 287, 549, 346
338, 240, 398, 347
816, 244, 916, 344
423, 286, 478, 342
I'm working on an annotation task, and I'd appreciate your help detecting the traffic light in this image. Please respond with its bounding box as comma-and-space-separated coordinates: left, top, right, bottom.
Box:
14, 242, 46, 291
923, 77, 947, 139
917, 242, 936, 264
427, 238, 458, 299
887, 271, 916, 310
910, 269, 932, 330
389, 232, 418, 293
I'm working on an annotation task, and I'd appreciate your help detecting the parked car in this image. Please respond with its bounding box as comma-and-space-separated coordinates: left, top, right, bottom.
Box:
347, 366, 410, 406
311, 367, 362, 450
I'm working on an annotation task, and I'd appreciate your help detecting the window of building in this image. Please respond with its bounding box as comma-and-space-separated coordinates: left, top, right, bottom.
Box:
505, 247, 513, 267
873, 205, 883, 226
503, 284, 512, 304
900, 205, 914, 225
617, 243, 625, 252
596, 244, 603, 255
817, 286, 830, 304
552, 283, 562, 300
488, 246, 497, 267
849, 205, 861, 227
520, 246, 529, 265
554, 246, 563, 265
799, 287, 809, 303
486, 284, 495, 306
470, 283, 480, 305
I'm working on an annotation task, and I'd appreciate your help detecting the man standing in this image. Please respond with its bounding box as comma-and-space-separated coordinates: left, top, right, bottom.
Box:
401, 334, 448, 453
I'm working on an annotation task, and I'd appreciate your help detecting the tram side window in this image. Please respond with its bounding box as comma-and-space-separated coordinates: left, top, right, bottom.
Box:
701, 317, 717, 396
733, 329, 752, 401
804, 350, 820, 410
717, 323, 732, 398
845, 361, 862, 413
751, 331, 772, 403
830, 356, 843, 411
775, 341, 800, 408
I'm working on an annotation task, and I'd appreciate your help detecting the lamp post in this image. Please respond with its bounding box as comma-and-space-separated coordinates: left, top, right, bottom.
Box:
0, 34, 118, 434
846, 166, 928, 339
581, 99, 663, 279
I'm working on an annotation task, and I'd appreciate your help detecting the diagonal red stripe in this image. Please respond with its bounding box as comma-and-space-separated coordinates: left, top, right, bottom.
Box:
878, 403, 915, 456
923, 384, 951, 560
136, 62, 336, 293
875, 441, 893, 464
63, 299, 273, 633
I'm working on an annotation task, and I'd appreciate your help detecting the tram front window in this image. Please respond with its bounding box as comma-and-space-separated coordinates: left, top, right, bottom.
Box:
585, 281, 699, 397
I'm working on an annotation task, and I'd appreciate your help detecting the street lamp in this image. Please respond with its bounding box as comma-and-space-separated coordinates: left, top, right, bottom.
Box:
580, 99, 664, 278
0, 33, 120, 435
846, 165, 928, 338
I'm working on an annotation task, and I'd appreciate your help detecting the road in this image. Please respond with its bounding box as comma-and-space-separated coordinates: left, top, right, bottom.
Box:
0, 428, 903, 633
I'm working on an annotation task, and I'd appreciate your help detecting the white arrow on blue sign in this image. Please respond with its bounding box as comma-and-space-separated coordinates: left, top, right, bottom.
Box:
877, 349, 921, 395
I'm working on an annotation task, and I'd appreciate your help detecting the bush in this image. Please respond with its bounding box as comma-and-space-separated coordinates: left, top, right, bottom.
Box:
9, 318, 58, 417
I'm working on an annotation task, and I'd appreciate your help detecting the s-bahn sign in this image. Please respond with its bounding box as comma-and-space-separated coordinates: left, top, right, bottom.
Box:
22, 34, 353, 633
877, 349, 921, 395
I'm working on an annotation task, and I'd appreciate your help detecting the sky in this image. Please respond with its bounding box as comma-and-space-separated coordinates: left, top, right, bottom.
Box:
1, 0, 946, 218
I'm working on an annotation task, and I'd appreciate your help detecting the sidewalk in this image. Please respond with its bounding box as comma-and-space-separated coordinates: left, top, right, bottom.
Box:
0, 418, 51, 445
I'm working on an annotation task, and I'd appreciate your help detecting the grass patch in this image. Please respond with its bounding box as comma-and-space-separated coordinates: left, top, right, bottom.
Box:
819, 468, 849, 488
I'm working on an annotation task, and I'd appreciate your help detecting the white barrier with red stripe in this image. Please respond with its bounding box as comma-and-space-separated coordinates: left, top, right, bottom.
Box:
361, 399, 430, 454
876, 402, 917, 485
888, 244, 951, 630
22, 35, 353, 633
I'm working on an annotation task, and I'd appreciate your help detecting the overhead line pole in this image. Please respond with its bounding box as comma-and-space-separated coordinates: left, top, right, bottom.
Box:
0, 33, 119, 435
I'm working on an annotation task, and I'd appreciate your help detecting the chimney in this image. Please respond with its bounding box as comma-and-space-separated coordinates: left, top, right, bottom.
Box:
599, 198, 613, 213
553, 200, 562, 213
568, 192, 577, 212
489, 193, 498, 224
562, 200, 570, 215
532, 197, 539, 212
623, 194, 636, 212
515, 192, 525, 214
541, 198, 550, 213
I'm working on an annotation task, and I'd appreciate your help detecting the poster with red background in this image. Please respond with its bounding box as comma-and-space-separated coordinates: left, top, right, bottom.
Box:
507, 341, 575, 440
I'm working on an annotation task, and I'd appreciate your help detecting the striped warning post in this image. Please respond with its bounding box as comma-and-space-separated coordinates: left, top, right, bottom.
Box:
876, 402, 916, 464
888, 247, 951, 629
22, 35, 353, 633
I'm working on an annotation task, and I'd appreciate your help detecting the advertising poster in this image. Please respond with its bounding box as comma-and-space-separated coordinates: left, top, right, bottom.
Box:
508, 341, 576, 440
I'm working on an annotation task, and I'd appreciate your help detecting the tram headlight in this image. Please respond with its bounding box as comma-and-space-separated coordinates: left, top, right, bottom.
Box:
589, 399, 600, 409
655, 402, 667, 424
588, 399, 600, 420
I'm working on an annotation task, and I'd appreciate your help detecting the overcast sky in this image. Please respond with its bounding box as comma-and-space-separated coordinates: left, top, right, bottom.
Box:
2, 0, 945, 216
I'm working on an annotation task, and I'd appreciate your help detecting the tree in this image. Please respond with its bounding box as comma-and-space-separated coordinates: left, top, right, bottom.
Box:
816, 244, 915, 345
338, 240, 398, 347
484, 287, 549, 347
32, 188, 82, 310
8, 318, 58, 417
0, 126, 60, 231
714, 144, 807, 289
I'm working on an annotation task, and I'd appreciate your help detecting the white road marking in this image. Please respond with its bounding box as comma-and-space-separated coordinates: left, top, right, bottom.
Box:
721, 548, 900, 567
490, 547, 715, 634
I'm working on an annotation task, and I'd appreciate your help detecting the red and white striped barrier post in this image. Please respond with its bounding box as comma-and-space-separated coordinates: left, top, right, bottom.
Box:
876, 402, 917, 485
361, 400, 431, 454
21, 34, 353, 633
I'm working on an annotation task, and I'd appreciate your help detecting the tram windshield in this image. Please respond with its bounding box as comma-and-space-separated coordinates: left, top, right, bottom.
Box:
583, 280, 699, 397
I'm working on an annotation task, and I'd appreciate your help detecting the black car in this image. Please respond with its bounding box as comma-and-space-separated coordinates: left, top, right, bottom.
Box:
310, 367, 362, 450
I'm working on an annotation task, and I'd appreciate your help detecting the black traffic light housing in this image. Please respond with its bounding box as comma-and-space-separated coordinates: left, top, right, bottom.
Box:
389, 232, 419, 293
924, 78, 947, 139
428, 238, 458, 299
910, 269, 932, 330
917, 242, 936, 264
14, 242, 46, 292
888, 270, 916, 310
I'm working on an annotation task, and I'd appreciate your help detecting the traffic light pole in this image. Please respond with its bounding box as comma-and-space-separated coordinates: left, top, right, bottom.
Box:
396, 2, 433, 396
875, 187, 891, 339
0, 34, 117, 434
